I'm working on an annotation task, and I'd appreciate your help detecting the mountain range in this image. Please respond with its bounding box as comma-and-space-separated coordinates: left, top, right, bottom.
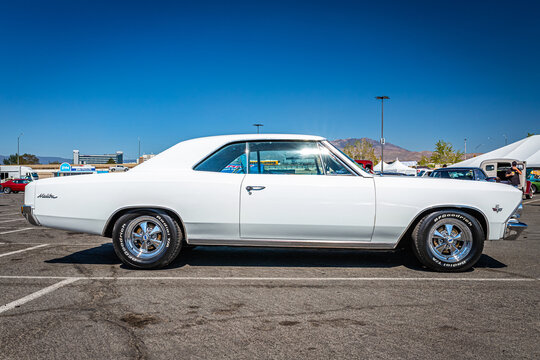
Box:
330, 138, 433, 162
0, 155, 72, 165
2, 138, 470, 165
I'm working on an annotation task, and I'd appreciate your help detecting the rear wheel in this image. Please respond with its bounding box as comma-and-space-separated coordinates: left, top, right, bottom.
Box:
412, 210, 484, 272
112, 210, 183, 269
532, 184, 537, 194
3, 187, 11, 194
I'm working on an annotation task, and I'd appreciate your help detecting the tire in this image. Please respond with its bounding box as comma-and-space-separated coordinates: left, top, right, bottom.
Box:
112, 210, 183, 269
412, 210, 484, 272
532, 184, 537, 194
3, 187, 11, 194
110, 169, 115, 172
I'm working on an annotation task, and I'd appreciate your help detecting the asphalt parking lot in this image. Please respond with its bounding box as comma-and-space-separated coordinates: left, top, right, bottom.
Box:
0, 193, 538, 360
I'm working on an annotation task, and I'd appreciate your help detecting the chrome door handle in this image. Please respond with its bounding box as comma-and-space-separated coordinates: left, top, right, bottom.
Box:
246, 186, 266, 195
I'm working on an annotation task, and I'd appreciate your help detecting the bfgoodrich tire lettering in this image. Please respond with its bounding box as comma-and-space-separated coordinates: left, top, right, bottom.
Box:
112, 210, 183, 269
412, 210, 484, 272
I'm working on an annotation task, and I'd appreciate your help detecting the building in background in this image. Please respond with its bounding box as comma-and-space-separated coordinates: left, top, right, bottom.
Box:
73, 150, 123, 165
137, 154, 156, 164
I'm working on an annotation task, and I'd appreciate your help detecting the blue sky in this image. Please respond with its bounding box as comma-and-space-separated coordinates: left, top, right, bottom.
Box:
1, 0, 539, 160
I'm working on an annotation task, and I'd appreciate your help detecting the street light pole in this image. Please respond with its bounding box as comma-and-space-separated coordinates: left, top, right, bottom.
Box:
464, 138, 467, 159
17, 133, 23, 178
375, 96, 389, 172
503, 134, 508, 146
253, 124, 263, 134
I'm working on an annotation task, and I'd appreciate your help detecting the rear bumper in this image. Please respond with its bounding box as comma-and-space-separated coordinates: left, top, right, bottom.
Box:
21, 206, 41, 226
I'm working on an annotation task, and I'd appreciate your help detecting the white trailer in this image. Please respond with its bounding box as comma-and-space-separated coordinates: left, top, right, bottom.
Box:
0, 166, 37, 181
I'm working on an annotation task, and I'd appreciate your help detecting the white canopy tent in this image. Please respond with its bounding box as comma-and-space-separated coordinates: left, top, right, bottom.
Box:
373, 161, 389, 172
385, 159, 417, 176
451, 135, 540, 169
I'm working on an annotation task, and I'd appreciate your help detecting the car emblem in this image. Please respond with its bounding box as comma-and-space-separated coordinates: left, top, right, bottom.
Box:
492, 204, 503, 213
37, 193, 58, 199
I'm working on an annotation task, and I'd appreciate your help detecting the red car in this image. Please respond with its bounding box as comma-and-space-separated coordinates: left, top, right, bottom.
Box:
354, 160, 374, 171
1, 179, 30, 194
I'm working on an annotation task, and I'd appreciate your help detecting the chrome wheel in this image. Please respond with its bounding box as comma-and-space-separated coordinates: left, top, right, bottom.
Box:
124, 216, 166, 260
427, 220, 473, 263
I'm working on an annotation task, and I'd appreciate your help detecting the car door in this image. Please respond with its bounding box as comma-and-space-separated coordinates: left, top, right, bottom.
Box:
240, 141, 375, 242
189, 142, 247, 241
14, 180, 24, 191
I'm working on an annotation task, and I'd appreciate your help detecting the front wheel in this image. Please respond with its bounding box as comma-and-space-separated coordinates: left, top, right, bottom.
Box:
112, 210, 183, 269
412, 210, 484, 272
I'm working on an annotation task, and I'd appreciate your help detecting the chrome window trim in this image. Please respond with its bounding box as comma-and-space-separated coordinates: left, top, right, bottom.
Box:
317, 142, 354, 176
320, 141, 364, 177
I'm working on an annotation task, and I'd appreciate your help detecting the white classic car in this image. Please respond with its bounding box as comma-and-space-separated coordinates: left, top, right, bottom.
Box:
22, 134, 527, 272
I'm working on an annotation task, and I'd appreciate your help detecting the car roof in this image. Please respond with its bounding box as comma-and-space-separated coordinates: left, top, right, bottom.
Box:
132, 134, 327, 171
433, 167, 480, 171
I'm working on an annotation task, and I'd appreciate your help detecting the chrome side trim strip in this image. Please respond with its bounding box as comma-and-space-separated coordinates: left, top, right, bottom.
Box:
188, 238, 395, 250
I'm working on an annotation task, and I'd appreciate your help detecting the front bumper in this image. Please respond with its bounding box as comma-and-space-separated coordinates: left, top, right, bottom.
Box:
504, 219, 527, 240
503, 203, 527, 240
21, 206, 41, 226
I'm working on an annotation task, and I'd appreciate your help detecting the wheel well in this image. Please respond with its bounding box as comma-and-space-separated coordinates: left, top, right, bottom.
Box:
396, 206, 488, 249
103, 207, 186, 240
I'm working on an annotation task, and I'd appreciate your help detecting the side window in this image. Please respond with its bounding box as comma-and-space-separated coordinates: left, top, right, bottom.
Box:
485, 165, 495, 171
431, 171, 441, 178
319, 146, 353, 176
248, 141, 322, 175
475, 169, 487, 180
194, 142, 247, 174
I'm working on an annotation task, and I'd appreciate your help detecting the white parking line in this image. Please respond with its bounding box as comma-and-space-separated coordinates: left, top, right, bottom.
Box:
0, 219, 25, 224
0, 244, 48, 258
0, 275, 536, 282
0, 228, 36, 235
0, 278, 80, 314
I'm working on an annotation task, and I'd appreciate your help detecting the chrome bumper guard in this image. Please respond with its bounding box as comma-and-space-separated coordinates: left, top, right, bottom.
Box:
21, 206, 40, 226
503, 204, 526, 240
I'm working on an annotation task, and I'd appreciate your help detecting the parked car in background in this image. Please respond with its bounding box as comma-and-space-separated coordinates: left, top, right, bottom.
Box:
109, 165, 129, 172
526, 169, 540, 194
22, 134, 527, 272
450, 159, 533, 199
429, 167, 491, 181
1, 178, 31, 194
354, 160, 373, 171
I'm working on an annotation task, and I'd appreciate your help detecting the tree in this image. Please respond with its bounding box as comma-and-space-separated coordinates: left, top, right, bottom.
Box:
430, 140, 463, 165
2, 153, 40, 165
106, 158, 116, 164
48, 161, 61, 165
343, 139, 377, 163
418, 155, 430, 167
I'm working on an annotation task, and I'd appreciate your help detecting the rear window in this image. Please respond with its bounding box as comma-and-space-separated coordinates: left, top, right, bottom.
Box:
194, 142, 247, 174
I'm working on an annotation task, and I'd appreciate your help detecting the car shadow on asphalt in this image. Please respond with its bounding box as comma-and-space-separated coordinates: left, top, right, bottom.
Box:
45, 243, 121, 265
44, 244, 507, 272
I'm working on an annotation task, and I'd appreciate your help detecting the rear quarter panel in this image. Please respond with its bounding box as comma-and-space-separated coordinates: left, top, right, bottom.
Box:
30, 170, 242, 239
